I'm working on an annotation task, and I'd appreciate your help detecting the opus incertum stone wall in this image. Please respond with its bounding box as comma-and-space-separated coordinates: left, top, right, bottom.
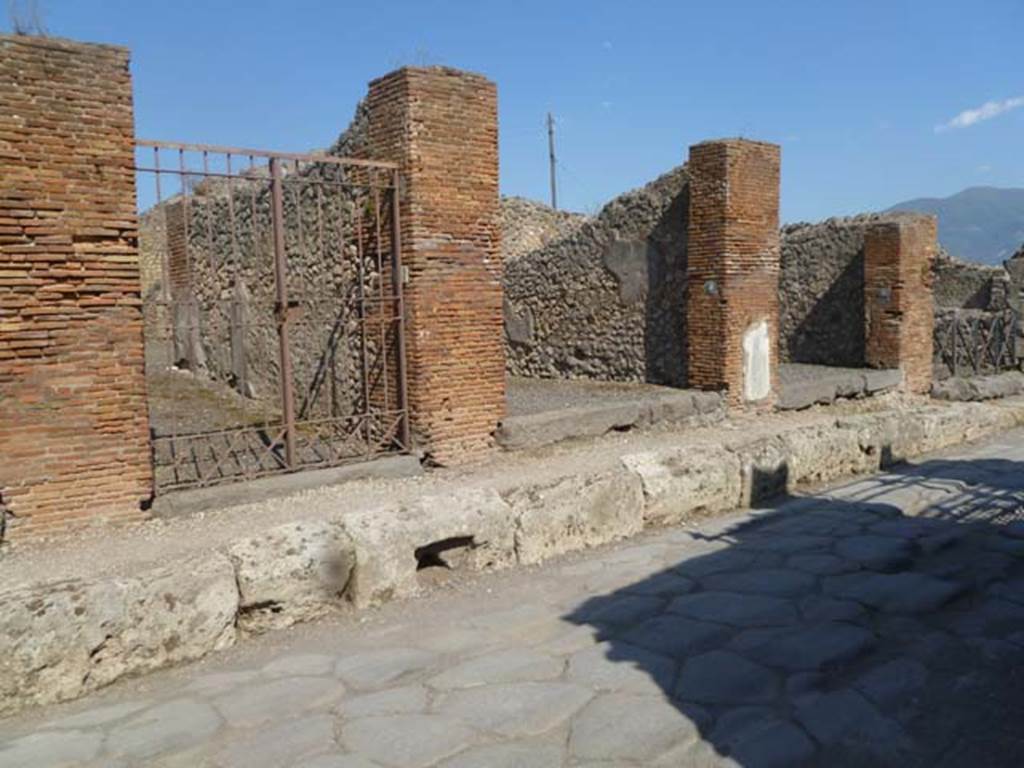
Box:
503, 167, 690, 386
0, 36, 152, 538
686, 139, 781, 407
865, 214, 937, 394
364, 67, 505, 464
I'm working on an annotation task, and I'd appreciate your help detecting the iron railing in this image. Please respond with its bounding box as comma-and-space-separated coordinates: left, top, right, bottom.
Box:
135, 140, 409, 492
935, 308, 1020, 378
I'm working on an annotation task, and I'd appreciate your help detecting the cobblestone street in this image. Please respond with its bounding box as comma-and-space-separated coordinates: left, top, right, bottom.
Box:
4, 429, 1024, 767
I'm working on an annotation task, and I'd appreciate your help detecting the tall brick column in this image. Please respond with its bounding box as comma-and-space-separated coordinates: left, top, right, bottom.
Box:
0, 36, 151, 537
686, 139, 781, 407
364, 67, 504, 463
864, 214, 937, 394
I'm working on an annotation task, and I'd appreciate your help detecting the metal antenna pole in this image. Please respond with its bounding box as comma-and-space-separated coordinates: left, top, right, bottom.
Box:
547, 112, 558, 211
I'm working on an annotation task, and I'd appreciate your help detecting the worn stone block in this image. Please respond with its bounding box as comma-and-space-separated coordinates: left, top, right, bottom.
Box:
344, 488, 517, 607
0, 553, 238, 716
496, 402, 643, 450
779, 423, 878, 487
506, 466, 644, 565
621, 443, 742, 525
730, 436, 790, 506
227, 519, 355, 633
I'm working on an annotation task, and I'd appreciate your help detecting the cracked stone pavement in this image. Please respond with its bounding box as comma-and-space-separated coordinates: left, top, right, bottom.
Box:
3, 429, 1024, 767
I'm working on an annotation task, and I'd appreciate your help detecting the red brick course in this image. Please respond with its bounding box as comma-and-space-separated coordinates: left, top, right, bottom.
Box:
864, 214, 937, 394
0, 36, 152, 537
364, 67, 505, 464
686, 139, 781, 407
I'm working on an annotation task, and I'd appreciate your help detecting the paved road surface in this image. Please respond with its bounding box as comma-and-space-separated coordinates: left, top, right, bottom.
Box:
3, 430, 1024, 767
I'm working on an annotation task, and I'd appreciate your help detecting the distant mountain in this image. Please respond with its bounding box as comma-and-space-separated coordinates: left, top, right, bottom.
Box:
885, 187, 1024, 265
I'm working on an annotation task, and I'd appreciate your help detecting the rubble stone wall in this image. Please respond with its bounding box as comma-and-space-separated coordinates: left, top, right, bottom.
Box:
503, 167, 690, 386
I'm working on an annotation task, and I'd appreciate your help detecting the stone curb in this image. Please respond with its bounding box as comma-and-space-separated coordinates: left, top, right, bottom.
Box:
495, 390, 724, 450
3, 398, 1024, 716
932, 371, 1024, 402
778, 368, 902, 411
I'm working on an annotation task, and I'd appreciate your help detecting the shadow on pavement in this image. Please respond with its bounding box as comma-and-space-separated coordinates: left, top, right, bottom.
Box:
564, 458, 1024, 767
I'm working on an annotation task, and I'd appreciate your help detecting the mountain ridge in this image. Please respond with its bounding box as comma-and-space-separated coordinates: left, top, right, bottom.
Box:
885, 186, 1024, 265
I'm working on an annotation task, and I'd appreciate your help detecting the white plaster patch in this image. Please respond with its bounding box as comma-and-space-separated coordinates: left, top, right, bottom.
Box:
742, 320, 771, 402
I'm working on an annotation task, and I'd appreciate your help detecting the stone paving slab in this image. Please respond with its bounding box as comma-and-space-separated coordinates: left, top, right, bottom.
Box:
4, 430, 1024, 766
777, 364, 902, 411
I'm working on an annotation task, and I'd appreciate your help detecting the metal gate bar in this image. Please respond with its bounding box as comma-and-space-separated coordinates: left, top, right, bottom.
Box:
937, 308, 1020, 378
135, 140, 410, 492
269, 157, 297, 468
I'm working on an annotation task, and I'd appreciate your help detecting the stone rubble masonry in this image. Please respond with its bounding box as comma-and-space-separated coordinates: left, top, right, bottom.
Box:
364, 67, 505, 464
779, 215, 883, 367
932, 249, 1010, 311
501, 196, 588, 263
864, 215, 937, 395
0, 35, 152, 538
503, 167, 689, 386
3, 395, 1023, 716
686, 139, 781, 407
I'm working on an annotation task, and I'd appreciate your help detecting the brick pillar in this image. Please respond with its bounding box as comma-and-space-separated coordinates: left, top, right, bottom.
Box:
686, 139, 781, 407
0, 36, 152, 537
364, 67, 504, 463
864, 214, 936, 394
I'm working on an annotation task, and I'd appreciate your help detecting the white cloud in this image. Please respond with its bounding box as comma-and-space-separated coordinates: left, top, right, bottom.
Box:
935, 96, 1024, 132
977, 163, 992, 173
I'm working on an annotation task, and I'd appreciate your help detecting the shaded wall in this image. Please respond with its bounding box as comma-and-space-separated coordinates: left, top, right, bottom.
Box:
778, 217, 876, 366
503, 167, 689, 386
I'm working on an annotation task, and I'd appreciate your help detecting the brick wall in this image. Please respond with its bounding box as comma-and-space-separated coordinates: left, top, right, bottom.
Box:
364, 67, 504, 463
686, 139, 781, 407
0, 36, 152, 537
864, 214, 937, 394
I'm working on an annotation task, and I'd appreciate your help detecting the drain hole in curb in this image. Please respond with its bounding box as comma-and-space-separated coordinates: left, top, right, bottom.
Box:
240, 600, 284, 615
415, 536, 477, 571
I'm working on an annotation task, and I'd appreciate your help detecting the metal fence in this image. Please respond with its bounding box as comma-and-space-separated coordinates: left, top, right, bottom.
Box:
935, 308, 1020, 378
136, 141, 409, 492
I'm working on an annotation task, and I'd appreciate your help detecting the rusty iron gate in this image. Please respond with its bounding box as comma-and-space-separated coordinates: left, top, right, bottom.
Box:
135, 141, 410, 492
935, 308, 1020, 378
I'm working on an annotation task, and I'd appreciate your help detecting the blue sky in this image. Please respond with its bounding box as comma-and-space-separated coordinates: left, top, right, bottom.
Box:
11, 0, 1024, 222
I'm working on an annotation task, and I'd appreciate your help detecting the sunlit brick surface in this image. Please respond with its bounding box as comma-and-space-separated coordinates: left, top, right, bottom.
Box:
686, 139, 781, 407
0, 36, 152, 537
365, 67, 505, 463
864, 215, 937, 395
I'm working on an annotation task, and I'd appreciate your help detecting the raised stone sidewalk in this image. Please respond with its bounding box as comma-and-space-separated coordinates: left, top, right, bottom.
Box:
2, 397, 1024, 717
2, 428, 1024, 765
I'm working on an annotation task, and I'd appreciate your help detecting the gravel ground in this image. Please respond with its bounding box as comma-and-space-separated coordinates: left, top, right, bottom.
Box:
146, 369, 278, 438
